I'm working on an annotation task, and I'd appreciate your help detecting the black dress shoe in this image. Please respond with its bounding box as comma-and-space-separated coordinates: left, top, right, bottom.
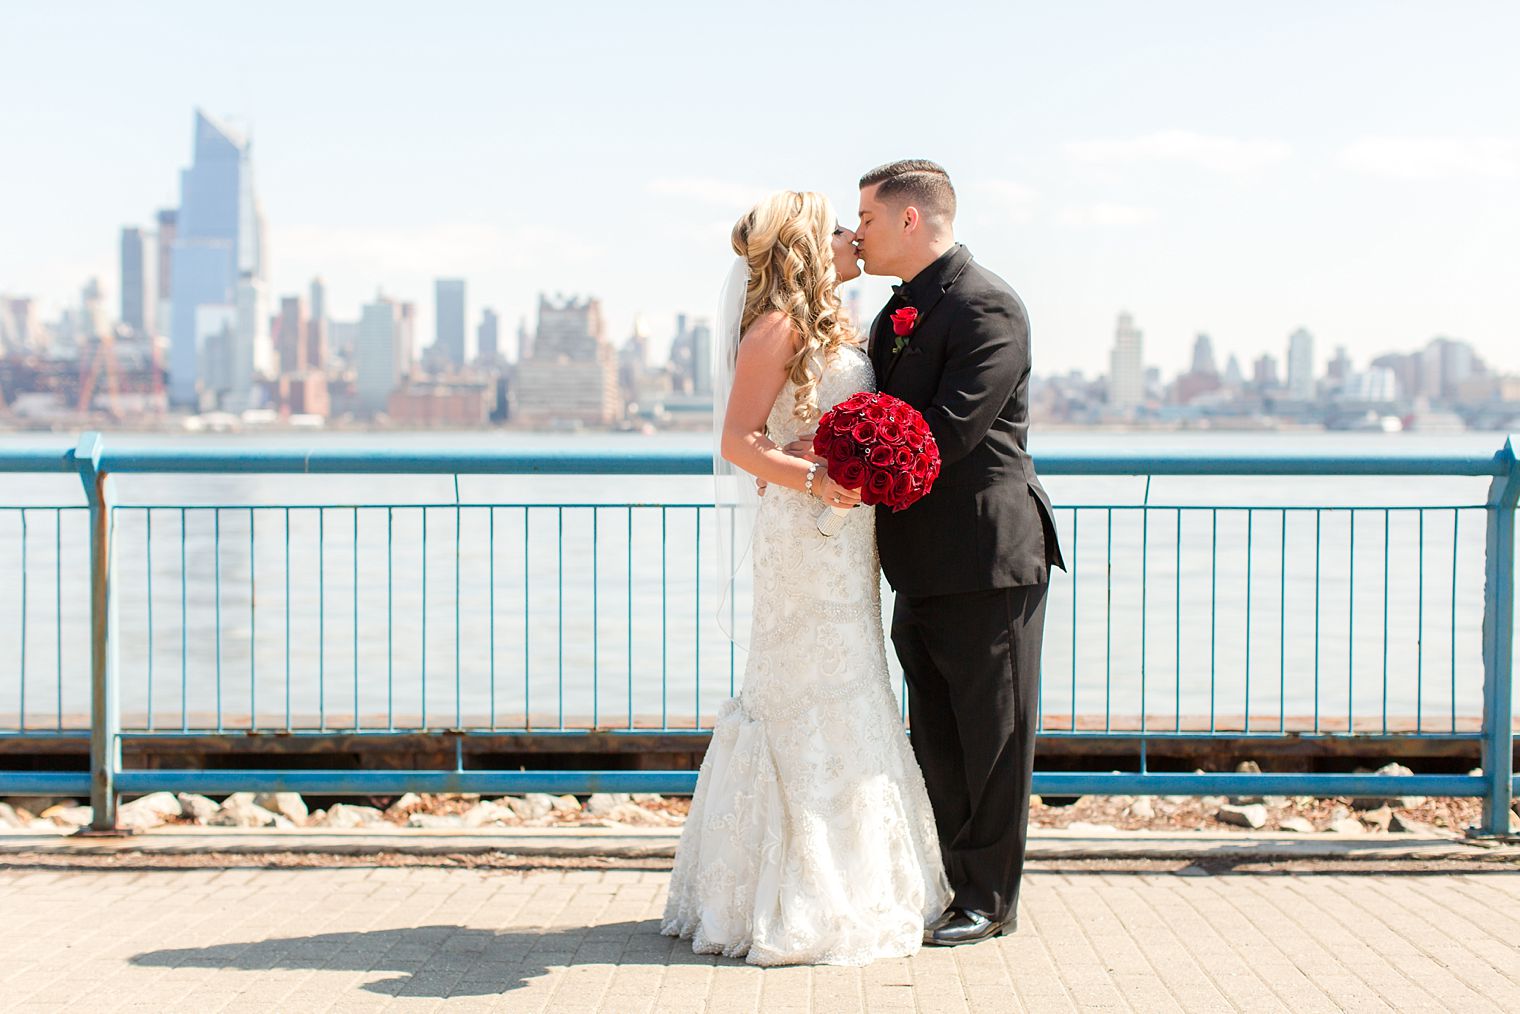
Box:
924, 908, 1014, 946
922, 907, 957, 942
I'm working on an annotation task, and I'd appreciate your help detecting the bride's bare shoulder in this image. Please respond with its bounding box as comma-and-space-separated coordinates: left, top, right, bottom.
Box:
741, 311, 802, 357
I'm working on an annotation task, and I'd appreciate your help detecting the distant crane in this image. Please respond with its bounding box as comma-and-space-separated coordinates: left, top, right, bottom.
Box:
77, 325, 123, 418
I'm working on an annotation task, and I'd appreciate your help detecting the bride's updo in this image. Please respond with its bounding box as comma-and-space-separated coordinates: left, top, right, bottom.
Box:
732, 191, 856, 427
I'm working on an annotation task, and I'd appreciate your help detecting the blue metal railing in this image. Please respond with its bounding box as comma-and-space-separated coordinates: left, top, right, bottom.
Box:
0, 433, 1515, 833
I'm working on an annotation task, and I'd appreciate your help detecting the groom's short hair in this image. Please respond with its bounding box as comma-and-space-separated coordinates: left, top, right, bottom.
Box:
859, 160, 956, 223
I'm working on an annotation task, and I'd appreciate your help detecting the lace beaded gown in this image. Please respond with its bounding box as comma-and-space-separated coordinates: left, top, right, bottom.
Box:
660, 343, 951, 966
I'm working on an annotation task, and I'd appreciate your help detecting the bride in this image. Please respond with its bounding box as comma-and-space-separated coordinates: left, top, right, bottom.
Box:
660, 191, 950, 966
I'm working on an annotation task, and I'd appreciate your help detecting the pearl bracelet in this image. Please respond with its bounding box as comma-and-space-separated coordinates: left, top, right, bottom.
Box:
805, 462, 819, 498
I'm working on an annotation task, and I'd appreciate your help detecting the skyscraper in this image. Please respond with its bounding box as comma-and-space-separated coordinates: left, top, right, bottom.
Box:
276, 295, 307, 374
515, 294, 620, 424
689, 318, 713, 395
119, 227, 154, 337
155, 209, 176, 337
434, 278, 466, 368
168, 109, 266, 407
397, 301, 417, 380
1189, 333, 1218, 377
356, 295, 401, 415
307, 277, 328, 370
1107, 312, 1144, 410
477, 307, 500, 363
1286, 327, 1315, 400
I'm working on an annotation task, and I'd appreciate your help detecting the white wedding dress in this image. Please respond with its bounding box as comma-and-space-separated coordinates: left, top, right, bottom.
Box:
661, 342, 951, 966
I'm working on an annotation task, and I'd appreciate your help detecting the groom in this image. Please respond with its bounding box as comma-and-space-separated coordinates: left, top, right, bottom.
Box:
856, 160, 1064, 945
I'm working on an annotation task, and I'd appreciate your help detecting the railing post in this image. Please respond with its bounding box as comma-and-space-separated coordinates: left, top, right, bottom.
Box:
73, 432, 123, 834
1479, 435, 1518, 835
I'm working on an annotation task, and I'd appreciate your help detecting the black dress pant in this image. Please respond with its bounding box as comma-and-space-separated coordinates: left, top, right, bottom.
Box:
892, 583, 1048, 923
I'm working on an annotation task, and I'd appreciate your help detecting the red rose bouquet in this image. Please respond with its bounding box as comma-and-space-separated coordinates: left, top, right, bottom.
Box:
810, 391, 941, 536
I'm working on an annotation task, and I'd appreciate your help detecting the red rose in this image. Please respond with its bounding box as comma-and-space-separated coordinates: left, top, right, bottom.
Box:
835, 458, 867, 489
877, 420, 905, 445
863, 467, 895, 504
850, 419, 878, 444
895, 446, 914, 469
867, 444, 896, 469
863, 402, 889, 423
890, 473, 915, 507
912, 456, 934, 479
890, 307, 919, 337
825, 436, 856, 466
841, 392, 873, 411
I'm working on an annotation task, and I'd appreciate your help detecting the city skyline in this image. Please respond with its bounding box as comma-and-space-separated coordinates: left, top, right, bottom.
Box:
1, 3, 1516, 378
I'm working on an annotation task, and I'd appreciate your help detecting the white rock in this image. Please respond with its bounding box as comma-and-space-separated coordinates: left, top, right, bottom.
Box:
1390, 812, 1438, 835
528, 790, 565, 814
551, 795, 582, 813
1360, 805, 1393, 831
407, 814, 465, 829
118, 792, 183, 830
176, 793, 219, 823
2, 796, 66, 817
1028, 795, 1043, 808
127, 792, 182, 819
384, 793, 424, 819
1199, 795, 1228, 808
1278, 817, 1316, 833
117, 806, 165, 831
1398, 797, 1427, 809
462, 801, 516, 828
1235, 760, 1262, 774
0, 803, 23, 828
43, 805, 93, 827
321, 804, 386, 829
254, 792, 308, 824
210, 796, 280, 828
605, 802, 669, 827
1216, 804, 1268, 829
631, 793, 663, 804
511, 795, 555, 820
1328, 817, 1365, 835
585, 792, 633, 816
1128, 797, 1155, 820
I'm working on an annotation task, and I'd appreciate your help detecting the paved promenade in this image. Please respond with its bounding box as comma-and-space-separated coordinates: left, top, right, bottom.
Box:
3, 837, 1520, 1013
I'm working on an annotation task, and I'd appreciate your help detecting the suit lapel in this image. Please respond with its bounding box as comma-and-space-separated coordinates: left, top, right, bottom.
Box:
880, 250, 973, 390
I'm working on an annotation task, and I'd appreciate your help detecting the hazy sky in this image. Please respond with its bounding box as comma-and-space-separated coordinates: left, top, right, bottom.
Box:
2, 1, 1517, 377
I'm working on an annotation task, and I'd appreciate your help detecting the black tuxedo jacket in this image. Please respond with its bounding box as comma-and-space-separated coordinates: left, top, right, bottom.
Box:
869, 244, 1065, 597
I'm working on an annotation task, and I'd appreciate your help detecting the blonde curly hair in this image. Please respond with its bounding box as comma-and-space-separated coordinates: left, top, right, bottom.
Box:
731, 191, 856, 426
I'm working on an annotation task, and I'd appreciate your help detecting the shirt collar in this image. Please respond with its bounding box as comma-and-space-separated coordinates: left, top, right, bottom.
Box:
894, 243, 970, 306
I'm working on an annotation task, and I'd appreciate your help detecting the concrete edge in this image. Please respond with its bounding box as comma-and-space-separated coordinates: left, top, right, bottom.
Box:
1, 827, 1512, 862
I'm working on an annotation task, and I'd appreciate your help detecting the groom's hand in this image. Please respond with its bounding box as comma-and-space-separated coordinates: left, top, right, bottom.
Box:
756, 434, 823, 495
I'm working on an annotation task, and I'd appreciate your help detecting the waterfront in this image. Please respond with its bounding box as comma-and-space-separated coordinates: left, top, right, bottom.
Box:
0, 431, 1509, 732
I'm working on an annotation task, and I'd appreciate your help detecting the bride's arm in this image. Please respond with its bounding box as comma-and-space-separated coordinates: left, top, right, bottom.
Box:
722, 311, 861, 506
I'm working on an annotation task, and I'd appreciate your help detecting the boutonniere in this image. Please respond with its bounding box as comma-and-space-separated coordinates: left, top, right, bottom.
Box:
890, 306, 919, 355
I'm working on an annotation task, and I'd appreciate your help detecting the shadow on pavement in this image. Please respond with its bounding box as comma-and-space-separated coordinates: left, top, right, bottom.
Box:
129, 920, 719, 998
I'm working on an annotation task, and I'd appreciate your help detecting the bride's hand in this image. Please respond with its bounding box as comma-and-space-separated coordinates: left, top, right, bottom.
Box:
816, 473, 862, 510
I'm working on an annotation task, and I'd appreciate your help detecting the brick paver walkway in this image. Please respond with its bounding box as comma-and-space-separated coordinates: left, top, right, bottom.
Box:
2, 863, 1518, 1012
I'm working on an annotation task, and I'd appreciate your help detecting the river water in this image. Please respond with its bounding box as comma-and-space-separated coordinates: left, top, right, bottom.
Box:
0, 430, 1510, 731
